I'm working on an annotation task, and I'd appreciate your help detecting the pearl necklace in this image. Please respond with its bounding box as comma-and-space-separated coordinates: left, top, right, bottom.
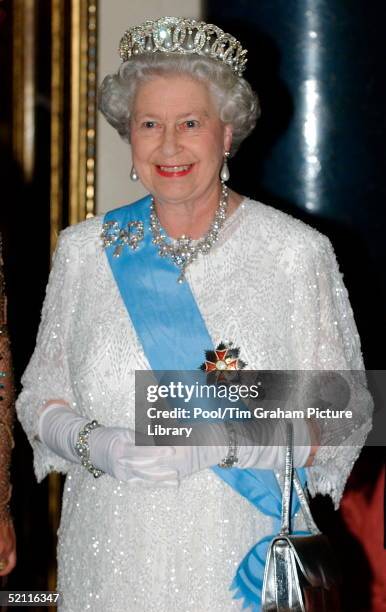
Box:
150, 182, 229, 283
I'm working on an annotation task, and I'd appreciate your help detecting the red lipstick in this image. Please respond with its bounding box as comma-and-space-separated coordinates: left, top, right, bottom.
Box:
155, 164, 194, 177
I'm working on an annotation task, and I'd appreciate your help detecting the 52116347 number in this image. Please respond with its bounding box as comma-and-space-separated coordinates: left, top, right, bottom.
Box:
0, 591, 62, 606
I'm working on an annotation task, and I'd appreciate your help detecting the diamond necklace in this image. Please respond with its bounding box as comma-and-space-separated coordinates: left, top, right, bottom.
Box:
150, 182, 229, 283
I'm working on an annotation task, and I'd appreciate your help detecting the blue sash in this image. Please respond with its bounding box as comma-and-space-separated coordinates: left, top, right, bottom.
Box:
103, 197, 307, 611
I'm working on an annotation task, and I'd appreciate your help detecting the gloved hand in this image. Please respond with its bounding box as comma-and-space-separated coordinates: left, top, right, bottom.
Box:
131, 418, 311, 482
38, 403, 177, 483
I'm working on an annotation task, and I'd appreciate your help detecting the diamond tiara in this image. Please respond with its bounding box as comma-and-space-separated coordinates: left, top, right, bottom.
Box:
118, 17, 248, 76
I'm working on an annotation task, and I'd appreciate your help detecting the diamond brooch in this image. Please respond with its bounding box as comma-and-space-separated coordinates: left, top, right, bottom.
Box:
101, 220, 144, 257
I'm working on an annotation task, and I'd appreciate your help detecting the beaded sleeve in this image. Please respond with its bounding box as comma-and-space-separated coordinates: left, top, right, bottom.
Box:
16, 232, 80, 482
292, 234, 373, 508
0, 237, 15, 521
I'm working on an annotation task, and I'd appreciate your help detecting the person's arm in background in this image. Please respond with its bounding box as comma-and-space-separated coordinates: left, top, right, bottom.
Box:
0, 237, 16, 576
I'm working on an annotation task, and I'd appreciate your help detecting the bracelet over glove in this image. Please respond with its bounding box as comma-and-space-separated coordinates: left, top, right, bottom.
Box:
38, 403, 177, 483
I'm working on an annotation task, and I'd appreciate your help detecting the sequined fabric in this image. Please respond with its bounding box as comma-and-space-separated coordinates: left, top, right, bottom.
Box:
16, 199, 372, 611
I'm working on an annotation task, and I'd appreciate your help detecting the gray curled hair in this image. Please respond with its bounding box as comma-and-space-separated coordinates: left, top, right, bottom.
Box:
98, 53, 260, 156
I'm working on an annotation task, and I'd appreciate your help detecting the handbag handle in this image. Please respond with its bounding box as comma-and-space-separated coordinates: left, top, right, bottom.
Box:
280, 422, 320, 536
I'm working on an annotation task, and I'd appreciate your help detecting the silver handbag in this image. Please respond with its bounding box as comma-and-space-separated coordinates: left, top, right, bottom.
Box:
261, 424, 341, 612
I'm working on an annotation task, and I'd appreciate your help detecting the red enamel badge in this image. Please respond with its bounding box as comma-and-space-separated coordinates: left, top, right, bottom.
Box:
200, 342, 246, 381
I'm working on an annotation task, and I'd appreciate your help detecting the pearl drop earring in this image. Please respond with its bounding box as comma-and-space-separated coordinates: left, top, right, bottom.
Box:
130, 165, 139, 181
220, 152, 230, 182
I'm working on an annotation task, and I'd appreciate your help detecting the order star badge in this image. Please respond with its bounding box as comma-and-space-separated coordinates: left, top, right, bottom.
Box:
200, 342, 246, 382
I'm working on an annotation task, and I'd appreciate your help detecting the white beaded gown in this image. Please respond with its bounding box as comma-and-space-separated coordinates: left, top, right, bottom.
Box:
16, 198, 372, 611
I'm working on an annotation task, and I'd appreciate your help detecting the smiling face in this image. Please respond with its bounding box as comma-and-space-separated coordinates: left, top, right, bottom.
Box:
130, 75, 232, 207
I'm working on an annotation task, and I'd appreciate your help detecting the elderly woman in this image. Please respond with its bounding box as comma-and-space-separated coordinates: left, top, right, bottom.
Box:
16, 17, 371, 612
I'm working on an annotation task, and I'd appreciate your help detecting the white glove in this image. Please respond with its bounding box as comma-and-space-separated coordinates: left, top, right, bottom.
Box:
38, 403, 177, 483
234, 418, 311, 469
132, 418, 311, 482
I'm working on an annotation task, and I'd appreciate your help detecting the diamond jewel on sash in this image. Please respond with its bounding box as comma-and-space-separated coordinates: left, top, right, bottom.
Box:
101, 220, 144, 256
